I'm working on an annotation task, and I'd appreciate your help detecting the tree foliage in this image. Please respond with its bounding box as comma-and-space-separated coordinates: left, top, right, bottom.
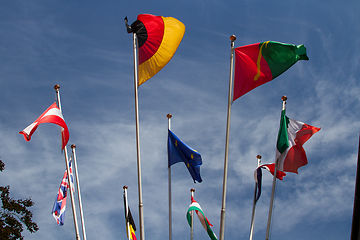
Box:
0, 159, 39, 239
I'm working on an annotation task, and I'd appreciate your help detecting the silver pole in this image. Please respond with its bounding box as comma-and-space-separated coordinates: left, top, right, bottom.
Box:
249, 155, 262, 240
190, 188, 195, 240
132, 33, 145, 240
71, 144, 87, 240
123, 186, 132, 240
265, 96, 287, 240
219, 35, 236, 240
54, 85, 81, 240
167, 113, 172, 240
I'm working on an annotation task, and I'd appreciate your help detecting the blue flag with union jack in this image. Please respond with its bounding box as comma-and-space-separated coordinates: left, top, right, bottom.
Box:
52, 159, 74, 225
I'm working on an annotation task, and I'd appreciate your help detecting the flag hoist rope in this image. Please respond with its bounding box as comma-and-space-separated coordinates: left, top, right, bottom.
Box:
219, 35, 236, 240
249, 155, 262, 240
132, 32, 145, 240
54, 85, 81, 240
265, 95, 287, 240
167, 113, 172, 240
71, 144, 87, 240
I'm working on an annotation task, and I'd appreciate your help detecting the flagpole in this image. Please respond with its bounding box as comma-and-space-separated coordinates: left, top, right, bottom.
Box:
167, 113, 172, 240
54, 85, 81, 240
190, 188, 195, 240
124, 186, 132, 240
265, 95, 287, 240
71, 144, 87, 240
249, 155, 262, 240
132, 32, 145, 240
351, 134, 360, 240
219, 34, 236, 240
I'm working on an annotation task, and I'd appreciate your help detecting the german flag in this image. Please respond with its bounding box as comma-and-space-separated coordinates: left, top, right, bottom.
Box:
126, 14, 185, 86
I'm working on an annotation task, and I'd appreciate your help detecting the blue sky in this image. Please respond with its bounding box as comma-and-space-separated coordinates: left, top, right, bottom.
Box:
0, 1, 359, 240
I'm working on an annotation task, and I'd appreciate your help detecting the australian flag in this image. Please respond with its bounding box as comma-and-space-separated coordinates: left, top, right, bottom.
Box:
52, 159, 74, 225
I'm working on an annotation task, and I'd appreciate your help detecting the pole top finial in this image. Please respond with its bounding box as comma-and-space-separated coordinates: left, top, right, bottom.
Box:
71, 144, 76, 149
190, 188, 195, 192
123, 186, 128, 190
167, 113, 172, 119
281, 95, 287, 101
256, 155, 262, 160
230, 35, 236, 41
54, 84, 60, 90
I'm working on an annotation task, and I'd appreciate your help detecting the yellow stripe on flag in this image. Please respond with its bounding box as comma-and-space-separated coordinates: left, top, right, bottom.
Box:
138, 17, 185, 85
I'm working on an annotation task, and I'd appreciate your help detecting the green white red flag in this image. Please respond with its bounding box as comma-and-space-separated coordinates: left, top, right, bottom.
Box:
187, 196, 217, 240
233, 41, 309, 101
276, 109, 321, 173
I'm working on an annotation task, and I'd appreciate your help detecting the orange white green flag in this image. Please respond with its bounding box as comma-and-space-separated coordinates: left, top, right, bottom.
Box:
233, 41, 309, 101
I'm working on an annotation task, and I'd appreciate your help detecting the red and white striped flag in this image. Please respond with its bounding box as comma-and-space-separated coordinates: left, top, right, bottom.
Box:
19, 102, 69, 149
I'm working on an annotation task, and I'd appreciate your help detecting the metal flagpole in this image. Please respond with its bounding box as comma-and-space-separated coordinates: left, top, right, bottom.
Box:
54, 85, 81, 240
167, 113, 172, 240
351, 134, 360, 240
219, 34, 236, 240
190, 188, 195, 240
265, 95, 287, 240
123, 186, 132, 240
71, 144, 87, 240
249, 155, 262, 240
132, 32, 145, 240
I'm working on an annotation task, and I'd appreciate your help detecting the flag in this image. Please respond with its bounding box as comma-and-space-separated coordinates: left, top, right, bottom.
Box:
187, 196, 217, 240
126, 14, 185, 86
167, 129, 202, 183
233, 41, 309, 101
123, 192, 137, 240
19, 102, 69, 150
276, 109, 321, 173
52, 159, 74, 225
254, 163, 286, 202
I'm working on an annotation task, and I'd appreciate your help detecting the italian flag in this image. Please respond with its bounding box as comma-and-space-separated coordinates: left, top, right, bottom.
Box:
276, 109, 321, 173
233, 41, 309, 101
186, 196, 217, 240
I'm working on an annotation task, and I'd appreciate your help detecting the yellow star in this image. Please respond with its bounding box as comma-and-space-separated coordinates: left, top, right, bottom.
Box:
191, 154, 194, 159
175, 140, 178, 146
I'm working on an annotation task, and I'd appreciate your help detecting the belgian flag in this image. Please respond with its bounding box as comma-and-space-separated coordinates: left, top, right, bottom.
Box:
126, 207, 137, 240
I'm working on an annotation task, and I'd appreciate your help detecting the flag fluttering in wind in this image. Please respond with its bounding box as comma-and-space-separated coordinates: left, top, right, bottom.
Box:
276, 109, 321, 173
168, 129, 202, 183
19, 102, 69, 150
52, 159, 74, 225
123, 191, 137, 240
187, 196, 217, 240
254, 163, 286, 202
126, 14, 185, 86
233, 41, 309, 101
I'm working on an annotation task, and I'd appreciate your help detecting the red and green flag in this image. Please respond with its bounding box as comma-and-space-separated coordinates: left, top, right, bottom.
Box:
233, 41, 309, 101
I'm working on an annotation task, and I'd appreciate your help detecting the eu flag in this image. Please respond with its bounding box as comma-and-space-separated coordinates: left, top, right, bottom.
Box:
167, 129, 202, 183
